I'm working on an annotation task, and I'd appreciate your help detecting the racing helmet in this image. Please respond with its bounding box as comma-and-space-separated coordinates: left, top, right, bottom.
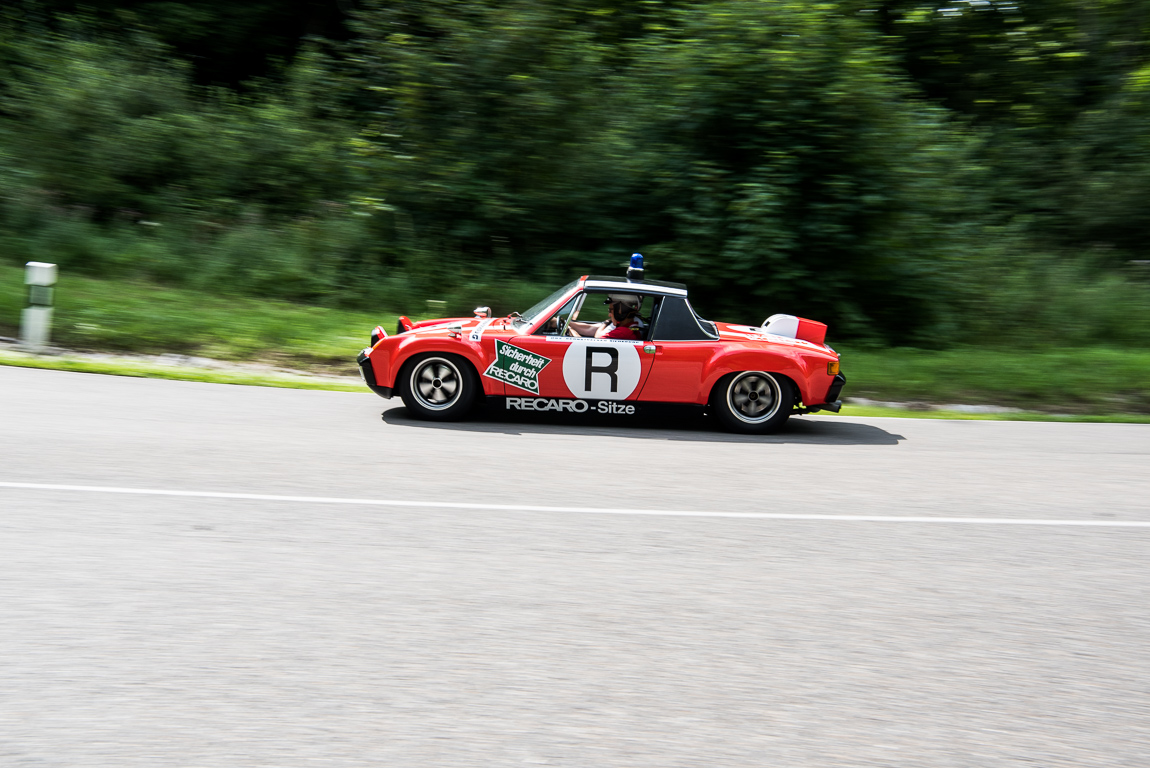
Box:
605, 294, 643, 325
605, 293, 640, 307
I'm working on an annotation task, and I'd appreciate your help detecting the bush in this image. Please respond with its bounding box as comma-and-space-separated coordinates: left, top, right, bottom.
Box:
960, 253, 1150, 347
2, 4, 1149, 354
0, 23, 391, 304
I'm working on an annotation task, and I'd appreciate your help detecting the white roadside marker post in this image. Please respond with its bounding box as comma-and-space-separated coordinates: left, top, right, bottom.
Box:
21, 261, 57, 352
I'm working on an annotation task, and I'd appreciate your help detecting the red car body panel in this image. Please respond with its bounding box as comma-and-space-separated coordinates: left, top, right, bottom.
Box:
363, 277, 843, 410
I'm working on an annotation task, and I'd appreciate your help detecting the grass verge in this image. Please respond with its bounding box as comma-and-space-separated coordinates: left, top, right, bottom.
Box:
0, 263, 391, 369
832, 403, 1150, 424
0, 348, 364, 391
2, 265, 1148, 417
836, 345, 1150, 414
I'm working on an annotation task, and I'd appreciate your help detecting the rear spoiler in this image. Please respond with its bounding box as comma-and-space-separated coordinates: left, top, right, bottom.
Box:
761, 314, 827, 345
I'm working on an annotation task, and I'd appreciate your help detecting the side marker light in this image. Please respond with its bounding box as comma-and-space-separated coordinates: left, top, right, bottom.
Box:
828, 361, 840, 375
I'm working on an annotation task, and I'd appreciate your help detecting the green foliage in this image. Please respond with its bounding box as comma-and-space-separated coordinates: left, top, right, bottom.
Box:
1, 32, 353, 218
0, 262, 381, 363
348, 0, 989, 341
839, 344, 1150, 414
2, 0, 1150, 352
2, 263, 1146, 415
349, 1, 622, 268
0, 262, 552, 361
7, 0, 353, 87
867, 1, 1150, 263
0, 23, 382, 302
1051, 66, 1150, 255
613, 3, 980, 338
957, 252, 1150, 348
0, 348, 367, 391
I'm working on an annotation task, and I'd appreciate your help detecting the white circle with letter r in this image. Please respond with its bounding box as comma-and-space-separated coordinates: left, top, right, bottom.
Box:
561, 341, 642, 399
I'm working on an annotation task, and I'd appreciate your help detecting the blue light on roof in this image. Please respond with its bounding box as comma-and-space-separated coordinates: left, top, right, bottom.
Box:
630, 253, 643, 270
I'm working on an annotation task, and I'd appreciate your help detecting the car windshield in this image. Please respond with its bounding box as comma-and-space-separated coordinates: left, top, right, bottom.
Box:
513, 280, 579, 329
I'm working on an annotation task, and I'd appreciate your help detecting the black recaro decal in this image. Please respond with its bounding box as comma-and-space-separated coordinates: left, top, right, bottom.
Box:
585, 347, 620, 392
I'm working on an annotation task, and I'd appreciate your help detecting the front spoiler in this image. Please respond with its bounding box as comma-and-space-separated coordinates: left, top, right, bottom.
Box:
793, 400, 842, 415
357, 350, 393, 399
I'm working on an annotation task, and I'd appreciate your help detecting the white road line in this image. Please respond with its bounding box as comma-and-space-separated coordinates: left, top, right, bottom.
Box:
2, 481, 1149, 527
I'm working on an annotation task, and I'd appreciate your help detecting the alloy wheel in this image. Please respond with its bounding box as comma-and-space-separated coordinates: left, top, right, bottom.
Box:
411, 357, 463, 411
726, 372, 782, 424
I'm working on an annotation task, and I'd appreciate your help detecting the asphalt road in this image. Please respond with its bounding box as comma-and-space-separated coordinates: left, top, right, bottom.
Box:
1, 365, 1148, 767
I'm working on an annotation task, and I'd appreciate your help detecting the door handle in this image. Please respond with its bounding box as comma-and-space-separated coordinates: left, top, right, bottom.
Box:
643, 344, 657, 355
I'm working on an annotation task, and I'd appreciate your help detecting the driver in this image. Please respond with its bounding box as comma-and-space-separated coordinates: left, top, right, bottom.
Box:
568, 295, 644, 339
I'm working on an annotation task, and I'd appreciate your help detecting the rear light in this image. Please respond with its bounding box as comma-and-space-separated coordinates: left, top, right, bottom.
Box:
827, 360, 840, 375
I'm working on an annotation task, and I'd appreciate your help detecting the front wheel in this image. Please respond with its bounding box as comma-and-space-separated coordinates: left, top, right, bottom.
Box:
398, 353, 479, 421
710, 371, 794, 434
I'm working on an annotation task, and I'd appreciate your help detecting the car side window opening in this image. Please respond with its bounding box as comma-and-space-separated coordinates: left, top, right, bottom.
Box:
566, 291, 651, 339
534, 294, 582, 335
574, 292, 610, 324
534, 289, 665, 339
517, 280, 580, 330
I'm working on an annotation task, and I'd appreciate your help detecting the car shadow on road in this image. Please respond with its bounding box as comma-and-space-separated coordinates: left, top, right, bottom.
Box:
380, 406, 905, 446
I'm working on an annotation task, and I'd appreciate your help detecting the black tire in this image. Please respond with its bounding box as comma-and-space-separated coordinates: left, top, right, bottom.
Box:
710, 371, 794, 434
398, 353, 479, 421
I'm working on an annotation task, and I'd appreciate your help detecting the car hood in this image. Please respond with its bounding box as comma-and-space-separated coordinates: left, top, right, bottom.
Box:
405, 317, 518, 338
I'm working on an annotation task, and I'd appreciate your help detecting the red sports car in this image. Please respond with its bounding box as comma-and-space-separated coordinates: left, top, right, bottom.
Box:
356, 258, 845, 434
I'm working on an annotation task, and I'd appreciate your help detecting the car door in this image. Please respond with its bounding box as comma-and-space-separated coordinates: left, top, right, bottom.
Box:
638, 296, 721, 404
507, 290, 655, 403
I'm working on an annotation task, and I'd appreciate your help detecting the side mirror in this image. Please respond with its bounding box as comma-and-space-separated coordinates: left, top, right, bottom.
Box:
473, 306, 491, 318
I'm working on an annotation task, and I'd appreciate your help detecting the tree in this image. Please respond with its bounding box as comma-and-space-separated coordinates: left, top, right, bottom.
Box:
351, 0, 978, 339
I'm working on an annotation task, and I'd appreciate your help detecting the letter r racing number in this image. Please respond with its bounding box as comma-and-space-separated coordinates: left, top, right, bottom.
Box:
561, 341, 642, 399
585, 347, 619, 392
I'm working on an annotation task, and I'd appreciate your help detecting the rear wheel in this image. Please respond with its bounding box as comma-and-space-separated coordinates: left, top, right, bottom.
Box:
399, 354, 479, 421
710, 371, 793, 434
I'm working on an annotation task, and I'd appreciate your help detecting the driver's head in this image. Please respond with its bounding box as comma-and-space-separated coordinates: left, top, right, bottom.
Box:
606, 294, 640, 320
609, 300, 639, 325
